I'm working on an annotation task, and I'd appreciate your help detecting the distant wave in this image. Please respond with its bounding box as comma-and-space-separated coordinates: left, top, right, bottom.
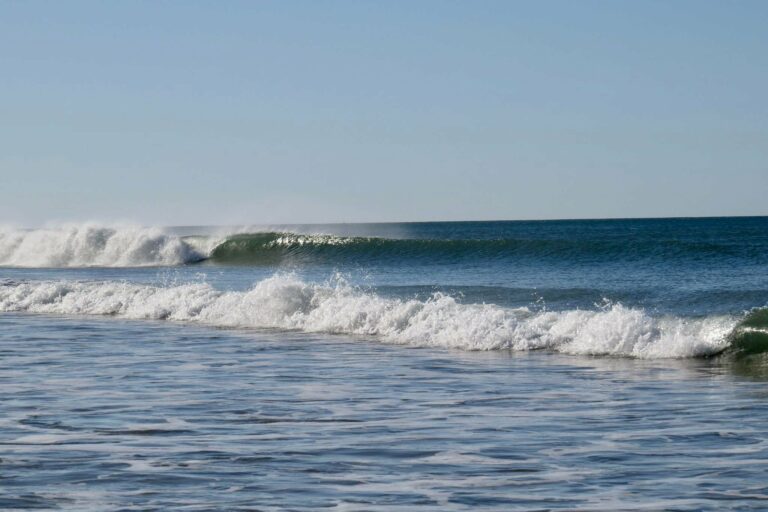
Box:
206, 232, 756, 265
0, 224, 760, 268
0, 274, 749, 358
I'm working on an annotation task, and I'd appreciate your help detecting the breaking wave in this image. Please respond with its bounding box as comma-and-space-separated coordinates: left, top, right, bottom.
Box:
0, 224, 760, 268
0, 274, 742, 358
0, 225, 214, 267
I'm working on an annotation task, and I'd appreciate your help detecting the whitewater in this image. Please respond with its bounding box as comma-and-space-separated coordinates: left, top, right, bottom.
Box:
0, 224, 215, 267
0, 275, 737, 357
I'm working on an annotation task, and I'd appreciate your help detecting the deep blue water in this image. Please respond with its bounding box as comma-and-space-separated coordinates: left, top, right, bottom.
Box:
1, 217, 768, 510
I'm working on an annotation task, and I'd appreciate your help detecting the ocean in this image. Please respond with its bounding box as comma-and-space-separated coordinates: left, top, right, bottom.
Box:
1, 217, 768, 510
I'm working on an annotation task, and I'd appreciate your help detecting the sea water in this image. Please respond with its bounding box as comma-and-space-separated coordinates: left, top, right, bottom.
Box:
1, 217, 768, 510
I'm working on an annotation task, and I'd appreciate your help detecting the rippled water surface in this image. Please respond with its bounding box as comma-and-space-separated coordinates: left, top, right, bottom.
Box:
2, 314, 768, 511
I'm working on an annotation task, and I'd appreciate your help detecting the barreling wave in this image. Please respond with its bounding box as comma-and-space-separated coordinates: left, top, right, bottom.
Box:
0, 224, 760, 268
0, 274, 746, 358
206, 232, 756, 266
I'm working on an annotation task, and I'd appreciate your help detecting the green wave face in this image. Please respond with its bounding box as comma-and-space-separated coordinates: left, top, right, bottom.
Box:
727, 308, 768, 356
208, 233, 292, 264
207, 232, 495, 265
203, 231, 759, 266
207, 233, 374, 265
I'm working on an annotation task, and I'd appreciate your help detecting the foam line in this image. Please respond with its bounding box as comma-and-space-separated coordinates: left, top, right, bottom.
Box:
0, 274, 736, 358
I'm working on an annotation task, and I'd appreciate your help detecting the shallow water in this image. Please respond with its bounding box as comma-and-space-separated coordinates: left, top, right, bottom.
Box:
1, 314, 768, 511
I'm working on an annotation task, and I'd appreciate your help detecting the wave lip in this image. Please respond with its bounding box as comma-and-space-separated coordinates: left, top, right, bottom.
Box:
0, 275, 736, 359
0, 224, 212, 267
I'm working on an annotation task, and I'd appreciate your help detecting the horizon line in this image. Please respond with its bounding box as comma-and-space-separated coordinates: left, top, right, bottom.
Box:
163, 213, 768, 229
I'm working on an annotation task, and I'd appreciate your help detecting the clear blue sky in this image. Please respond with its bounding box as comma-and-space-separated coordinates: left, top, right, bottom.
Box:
1, 0, 766, 226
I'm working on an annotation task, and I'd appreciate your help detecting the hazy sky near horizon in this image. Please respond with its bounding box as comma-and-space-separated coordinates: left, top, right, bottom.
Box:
1, 1, 766, 226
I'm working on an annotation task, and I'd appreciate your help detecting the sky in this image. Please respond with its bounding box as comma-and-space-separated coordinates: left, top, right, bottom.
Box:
1, 0, 766, 226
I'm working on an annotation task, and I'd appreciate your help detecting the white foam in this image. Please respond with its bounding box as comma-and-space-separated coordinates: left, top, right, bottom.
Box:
0, 274, 736, 358
267, 233, 360, 247
0, 224, 215, 267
